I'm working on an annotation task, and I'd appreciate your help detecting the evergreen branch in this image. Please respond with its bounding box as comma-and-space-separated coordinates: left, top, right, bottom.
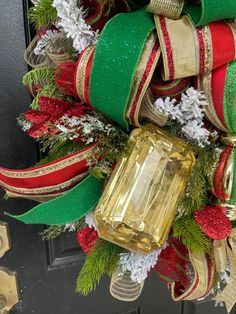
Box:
76, 239, 124, 295
40, 219, 86, 240
31, 80, 65, 109
180, 141, 217, 214
22, 67, 64, 109
28, 0, 57, 28
173, 215, 211, 254
40, 225, 64, 240
36, 140, 86, 166
22, 67, 55, 85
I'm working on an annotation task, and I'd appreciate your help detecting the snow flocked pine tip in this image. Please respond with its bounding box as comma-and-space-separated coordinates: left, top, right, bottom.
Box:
52, 0, 99, 53
154, 87, 216, 147
118, 242, 168, 284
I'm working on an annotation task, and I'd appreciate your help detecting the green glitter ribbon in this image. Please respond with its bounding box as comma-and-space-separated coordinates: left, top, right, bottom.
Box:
183, 0, 236, 26
6, 175, 104, 225
223, 61, 236, 135
223, 61, 236, 203
89, 9, 155, 129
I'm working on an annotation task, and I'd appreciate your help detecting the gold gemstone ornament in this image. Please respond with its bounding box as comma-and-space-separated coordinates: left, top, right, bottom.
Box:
94, 124, 195, 254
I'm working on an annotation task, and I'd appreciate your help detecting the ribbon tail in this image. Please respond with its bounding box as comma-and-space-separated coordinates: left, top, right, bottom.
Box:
213, 240, 227, 273
5, 175, 104, 225
110, 271, 144, 302
147, 0, 184, 20
213, 242, 236, 313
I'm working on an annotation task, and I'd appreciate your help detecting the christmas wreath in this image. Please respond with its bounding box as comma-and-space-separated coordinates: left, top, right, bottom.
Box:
2, 0, 236, 312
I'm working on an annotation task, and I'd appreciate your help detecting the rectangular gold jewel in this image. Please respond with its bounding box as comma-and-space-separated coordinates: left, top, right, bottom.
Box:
94, 124, 195, 254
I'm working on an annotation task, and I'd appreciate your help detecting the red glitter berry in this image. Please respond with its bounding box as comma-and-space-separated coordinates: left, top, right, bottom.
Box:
76, 226, 98, 254
194, 205, 232, 240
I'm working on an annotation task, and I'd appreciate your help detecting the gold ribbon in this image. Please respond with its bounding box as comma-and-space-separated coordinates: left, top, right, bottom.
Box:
139, 89, 169, 127
110, 271, 144, 302
147, 0, 184, 20
213, 229, 236, 313
213, 240, 227, 273
171, 251, 215, 301
125, 32, 161, 126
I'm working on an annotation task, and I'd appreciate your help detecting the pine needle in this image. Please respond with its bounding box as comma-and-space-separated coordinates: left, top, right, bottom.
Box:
22, 68, 65, 109
76, 239, 124, 295
173, 215, 211, 254
28, 0, 57, 28
22, 67, 55, 85
180, 141, 217, 214
40, 225, 65, 240
31, 80, 65, 109
36, 140, 86, 166
40, 219, 86, 240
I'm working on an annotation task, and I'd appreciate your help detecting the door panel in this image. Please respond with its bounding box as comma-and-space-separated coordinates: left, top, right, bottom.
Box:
0, 1, 231, 314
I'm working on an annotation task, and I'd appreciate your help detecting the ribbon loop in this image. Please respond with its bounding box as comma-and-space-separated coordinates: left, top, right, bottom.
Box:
147, 0, 184, 20
6, 175, 104, 225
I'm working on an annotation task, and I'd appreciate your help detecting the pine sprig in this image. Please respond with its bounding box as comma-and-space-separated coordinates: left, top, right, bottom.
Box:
22, 67, 55, 85
76, 239, 124, 295
36, 140, 86, 166
40, 225, 65, 240
31, 80, 65, 109
180, 141, 217, 214
173, 215, 211, 254
87, 122, 129, 179
40, 219, 86, 240
22, 67, 65, 109
28, 0, 57, 28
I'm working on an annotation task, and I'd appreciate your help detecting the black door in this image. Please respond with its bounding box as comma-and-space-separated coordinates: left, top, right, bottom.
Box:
0, 1, 229, 314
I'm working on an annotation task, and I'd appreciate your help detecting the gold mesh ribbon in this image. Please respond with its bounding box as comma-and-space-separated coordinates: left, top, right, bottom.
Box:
213, 240, 227, 273
24, 35, 54, 68
46, 50, 71, 66
110, 271, 144, 302
213, 229, 236, 313
147, 0, 184, 20
171, 251, 214, 301
139, 89, 169, 127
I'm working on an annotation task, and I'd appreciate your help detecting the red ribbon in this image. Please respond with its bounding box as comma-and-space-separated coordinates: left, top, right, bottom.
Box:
213, 145, 233, 202
0, 143, 95, 199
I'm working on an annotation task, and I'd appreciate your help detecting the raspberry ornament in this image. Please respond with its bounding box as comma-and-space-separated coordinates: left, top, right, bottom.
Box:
194, 205, 232, 240
76, 226, 98, 254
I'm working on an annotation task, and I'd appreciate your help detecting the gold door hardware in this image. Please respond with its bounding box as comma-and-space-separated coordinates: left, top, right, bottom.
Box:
0, 267, 19, 313
0, 223, 11, 259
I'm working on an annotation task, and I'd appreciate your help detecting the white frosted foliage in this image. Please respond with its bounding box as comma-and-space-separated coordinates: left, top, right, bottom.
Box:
52, 0, 99, 52
118, 242, 168, 284
154, 87, 216, 147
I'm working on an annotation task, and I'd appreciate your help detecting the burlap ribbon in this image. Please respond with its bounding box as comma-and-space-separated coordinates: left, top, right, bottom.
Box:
139, 89, 168, 127
110, 271, 144, 302
24, 35, 55, 68
155, 15, 236, 81
147, 0, 184, 20
171, 251, 215, 301
213, 229, 236, 313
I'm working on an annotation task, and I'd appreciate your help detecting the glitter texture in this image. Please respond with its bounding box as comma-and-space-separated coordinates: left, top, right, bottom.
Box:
90, 9, 155, 129
183, 0, 236, 26
194, 205, 232, 240
159, 16, 175, 80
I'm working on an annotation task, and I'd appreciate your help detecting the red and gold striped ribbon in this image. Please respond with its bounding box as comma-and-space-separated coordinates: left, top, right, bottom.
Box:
171, 251, 215, 301
0, 144, 95, 201
155, 15, 236, 80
